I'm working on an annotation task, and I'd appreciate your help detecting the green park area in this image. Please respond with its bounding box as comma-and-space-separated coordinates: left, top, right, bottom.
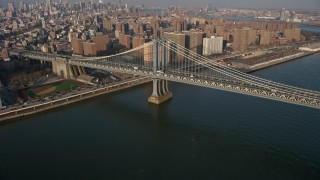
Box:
26, 80, 81, 98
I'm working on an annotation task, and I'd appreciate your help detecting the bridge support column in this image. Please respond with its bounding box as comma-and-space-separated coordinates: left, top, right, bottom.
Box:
52, 57, 75, 79
148, 78, 172, 104
148, 39, 172, 104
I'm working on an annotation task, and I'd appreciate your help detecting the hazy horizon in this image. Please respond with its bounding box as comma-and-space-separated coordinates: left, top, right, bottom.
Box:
1, 0, 320, 10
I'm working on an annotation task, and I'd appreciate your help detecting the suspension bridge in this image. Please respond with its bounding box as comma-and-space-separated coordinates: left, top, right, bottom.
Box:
9, 38, 320, 109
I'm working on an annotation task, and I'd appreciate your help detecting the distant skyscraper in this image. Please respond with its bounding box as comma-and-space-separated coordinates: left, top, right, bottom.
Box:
0, 7, 5, 16
64, 0, 68, 6
47, 0, 52, 11
8, 2, 15, 12
41, 18, 46, 28
206, 1, 213, 11
19, 1, 23, 12
280, 8, 294, 22
23, 3, 28, 12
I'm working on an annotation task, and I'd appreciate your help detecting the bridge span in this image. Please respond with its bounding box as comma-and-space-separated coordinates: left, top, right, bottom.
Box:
9, 39, 320, 109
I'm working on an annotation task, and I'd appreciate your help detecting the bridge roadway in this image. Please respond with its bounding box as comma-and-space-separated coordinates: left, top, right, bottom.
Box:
8, 49, 320, 110
68, 59, 320, 110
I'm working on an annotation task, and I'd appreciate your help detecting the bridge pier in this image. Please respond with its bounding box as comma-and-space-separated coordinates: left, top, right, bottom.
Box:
148, 40, 172, 104
52, 57, 76, 79
148, 79, 172, 104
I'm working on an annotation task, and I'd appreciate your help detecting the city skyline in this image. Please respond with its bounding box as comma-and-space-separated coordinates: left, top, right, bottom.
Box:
1, 0, 320, 9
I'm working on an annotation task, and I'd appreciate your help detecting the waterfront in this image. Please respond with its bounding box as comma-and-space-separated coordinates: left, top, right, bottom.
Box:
0, 53, 320, 179
0, 77, 150, 121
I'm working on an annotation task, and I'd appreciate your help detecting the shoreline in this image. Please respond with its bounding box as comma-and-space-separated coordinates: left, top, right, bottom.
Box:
0, 77, 151, 123
1, 51, 320, 123
233, 51, 319, 73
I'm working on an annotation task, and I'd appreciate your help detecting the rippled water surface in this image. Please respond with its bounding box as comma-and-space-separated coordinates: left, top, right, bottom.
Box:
0, 53, 320, 179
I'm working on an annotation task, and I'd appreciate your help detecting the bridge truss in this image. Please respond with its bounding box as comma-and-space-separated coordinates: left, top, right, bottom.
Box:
11, 38, 320, 109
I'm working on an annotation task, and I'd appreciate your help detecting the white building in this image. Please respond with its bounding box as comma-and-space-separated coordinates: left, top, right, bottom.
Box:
280, 8, 296, 23
203, 36, 223, 55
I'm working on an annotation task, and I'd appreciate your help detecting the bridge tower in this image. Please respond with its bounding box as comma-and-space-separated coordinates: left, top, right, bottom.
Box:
148, 39, 172, 104
52, 57, 76, 79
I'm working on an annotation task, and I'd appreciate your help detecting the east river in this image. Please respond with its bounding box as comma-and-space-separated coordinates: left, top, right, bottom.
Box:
0, 53, 320, 179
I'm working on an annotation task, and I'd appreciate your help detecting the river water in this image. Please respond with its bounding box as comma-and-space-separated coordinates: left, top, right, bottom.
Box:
0, 53, 320, 179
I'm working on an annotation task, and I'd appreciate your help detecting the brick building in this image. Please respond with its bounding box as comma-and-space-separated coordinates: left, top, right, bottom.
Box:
83, 41, 97, 56
72, 38, 84, 55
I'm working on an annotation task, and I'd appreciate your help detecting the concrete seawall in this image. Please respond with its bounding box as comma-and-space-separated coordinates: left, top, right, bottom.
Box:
0, 77, 151, 122
234, 51, 319, 73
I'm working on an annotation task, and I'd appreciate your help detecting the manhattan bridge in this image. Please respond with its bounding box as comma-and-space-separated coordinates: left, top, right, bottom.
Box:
10, 38, 320, 109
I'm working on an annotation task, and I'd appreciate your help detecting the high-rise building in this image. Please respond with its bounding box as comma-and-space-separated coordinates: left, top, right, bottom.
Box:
144, 43, 153, 62
164, 32, 186, 61
259, 31, 270, 46
284, 29, 301, 42
68, 30, 77, 42
183, 31, 205, 55
215, 25, 225, 37
80, 2, 86, 11
280, 8, 295, 22
132, 37, 145, 48
150, 17, 160, 32
133, 23, 145, 35
116, 23, 123, 32
12, 20, 18, 30
122, 23, 129, 34
0, 7, 5, 16
47, 0, 52, 11
41, 18, 46, 28
72, 38, 84, 55
206, 2, 213, 11
119, 33, 131, 49
203, 36, 223, 55
19, 1, 24, 12
103, 18, 113, 32
171, 18, 187, 32
83, 41, 97, 56
8, 2, 15, 12
64, 0, 68, 6
248, 29, 257, 46
280, 8, 290, 21
233, 28, 253, 52
91, 34, 109, 53
203, 25, 214, 37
